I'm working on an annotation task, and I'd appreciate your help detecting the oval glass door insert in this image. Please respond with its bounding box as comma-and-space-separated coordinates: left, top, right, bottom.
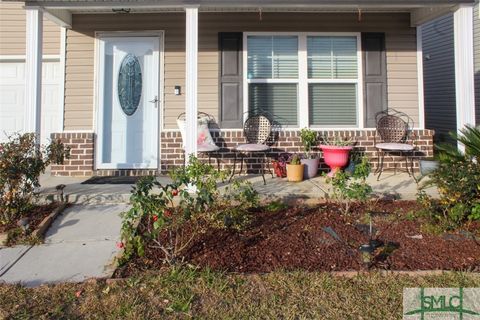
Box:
118, 53, 142, 116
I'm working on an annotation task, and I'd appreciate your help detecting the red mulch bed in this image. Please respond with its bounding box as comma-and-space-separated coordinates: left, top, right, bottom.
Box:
0, 202, 61, 244
116, 201, 480, 276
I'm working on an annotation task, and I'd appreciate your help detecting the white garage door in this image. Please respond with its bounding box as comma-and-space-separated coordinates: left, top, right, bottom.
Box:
0, 60, 62, 144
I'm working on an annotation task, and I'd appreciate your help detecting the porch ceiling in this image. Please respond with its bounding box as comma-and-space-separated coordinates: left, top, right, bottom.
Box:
11, 0, 473, 10
6, 0, 474, 27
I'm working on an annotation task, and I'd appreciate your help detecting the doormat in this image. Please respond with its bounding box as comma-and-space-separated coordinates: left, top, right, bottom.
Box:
81, 176, 141, 185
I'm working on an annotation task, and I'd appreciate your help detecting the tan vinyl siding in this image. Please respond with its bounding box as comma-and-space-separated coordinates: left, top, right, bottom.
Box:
0, 2, 61, 56
66, 12, 419, 130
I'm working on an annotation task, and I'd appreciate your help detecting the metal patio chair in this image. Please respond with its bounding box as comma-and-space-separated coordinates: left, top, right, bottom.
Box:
374, 109, 416, 180
177, 112, 221, 169
229, 114, 274, 184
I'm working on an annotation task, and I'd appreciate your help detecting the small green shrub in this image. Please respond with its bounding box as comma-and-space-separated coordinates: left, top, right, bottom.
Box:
418, 158, 480, 229
418, 125, 480, 229
320, 134, 354, 147
299, 128, 318, 159
289, 154, 301, 165
325, 156, 373, 215
120, 156, 258, 265
0, 133, 70, 225
264, 200, 289, 212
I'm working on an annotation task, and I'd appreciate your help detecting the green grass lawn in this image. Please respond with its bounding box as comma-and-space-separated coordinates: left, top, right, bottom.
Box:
1, 269, 479, 319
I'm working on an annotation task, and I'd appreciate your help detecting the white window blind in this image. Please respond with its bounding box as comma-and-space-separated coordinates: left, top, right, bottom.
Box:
247, 36, 298, 79
307, 36, 359, 126
249, 83, 298, 125
309, 84, 357, 126
247, 36, 299, 126
307, 36, 358, 79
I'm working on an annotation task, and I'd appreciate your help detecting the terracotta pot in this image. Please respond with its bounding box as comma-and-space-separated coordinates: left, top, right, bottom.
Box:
300, 158, 319, 179
286, 164, 304, 182
320, 145, 353, 177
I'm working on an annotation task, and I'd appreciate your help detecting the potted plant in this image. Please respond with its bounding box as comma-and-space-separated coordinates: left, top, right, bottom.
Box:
286, 154, 304, 182
320, 134, 354, 177
272, 153, 290, 178
419, 158, 439, 176
299, 128, 319, 179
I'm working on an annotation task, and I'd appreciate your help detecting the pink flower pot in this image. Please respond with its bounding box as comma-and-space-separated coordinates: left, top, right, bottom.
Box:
320, 145, 353, 177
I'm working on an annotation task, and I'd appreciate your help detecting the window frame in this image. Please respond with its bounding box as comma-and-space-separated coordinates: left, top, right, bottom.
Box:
244, 34, 300, 128
243, 32, 364, 130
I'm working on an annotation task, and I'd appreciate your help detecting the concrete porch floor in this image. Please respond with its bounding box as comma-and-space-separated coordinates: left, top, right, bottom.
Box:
38, 168, 438, 204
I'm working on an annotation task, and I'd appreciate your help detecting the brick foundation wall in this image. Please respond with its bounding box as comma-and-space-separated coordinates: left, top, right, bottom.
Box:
50, 132, 95, 177
161, 129, 435, 174
50, 129, 434, 176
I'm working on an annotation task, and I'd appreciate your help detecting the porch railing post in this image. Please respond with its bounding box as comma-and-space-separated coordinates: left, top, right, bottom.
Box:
453, 4, 476, 151
185, 6, 199, 163
25, 8, 43, 144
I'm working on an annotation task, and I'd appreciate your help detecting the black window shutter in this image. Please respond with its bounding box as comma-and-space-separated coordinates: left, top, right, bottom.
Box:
218, 32, 243, 128
362, 33, 388, 128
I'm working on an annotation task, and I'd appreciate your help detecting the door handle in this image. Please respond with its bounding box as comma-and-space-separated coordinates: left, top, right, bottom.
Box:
149, 96, 159, 107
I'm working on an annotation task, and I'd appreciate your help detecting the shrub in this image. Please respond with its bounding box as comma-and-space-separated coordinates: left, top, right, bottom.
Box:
418, 127, 480, 229
325, 156, 373, 215
299, 128, 317, 159
320, 134, 355, 147
436, 125, 480, 160
0, 133, 70, 225
289, 154, 301, 165
120, 156, 259, 265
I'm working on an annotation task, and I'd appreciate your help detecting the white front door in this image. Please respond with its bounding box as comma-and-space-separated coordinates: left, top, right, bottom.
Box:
97, 34, 160, 169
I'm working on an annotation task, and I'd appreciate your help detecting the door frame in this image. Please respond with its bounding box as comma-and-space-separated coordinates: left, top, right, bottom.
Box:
93, 30, 164, 170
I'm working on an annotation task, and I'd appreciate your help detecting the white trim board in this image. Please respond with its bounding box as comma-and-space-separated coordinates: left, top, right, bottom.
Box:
184, 7, 199, 160
59, 27, 67, 132
416, 26, 425, 130
453, 4, 476, 152
25, 8, 43, 140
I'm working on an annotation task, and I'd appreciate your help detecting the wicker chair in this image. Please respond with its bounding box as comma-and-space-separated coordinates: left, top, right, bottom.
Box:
177, 112, 220, 169
374, 110, 416, 180
229, 114, 273, 184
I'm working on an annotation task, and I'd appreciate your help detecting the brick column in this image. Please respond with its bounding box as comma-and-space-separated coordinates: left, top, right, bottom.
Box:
50, 132, 94, 176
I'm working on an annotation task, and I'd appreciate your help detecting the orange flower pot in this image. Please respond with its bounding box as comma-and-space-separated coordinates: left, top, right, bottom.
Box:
286, 164, 305, 182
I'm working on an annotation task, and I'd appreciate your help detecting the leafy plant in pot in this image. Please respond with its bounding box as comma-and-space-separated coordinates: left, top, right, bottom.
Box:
272, 153, 290, 178
299, 128, 319, 179
320, 134, 354, 177
286, 154, 304, 182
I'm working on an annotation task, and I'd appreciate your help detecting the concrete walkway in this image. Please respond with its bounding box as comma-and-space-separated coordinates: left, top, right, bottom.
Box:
37, 170, 436, 204
248, 171, 437, 202
0, 204, 128, 287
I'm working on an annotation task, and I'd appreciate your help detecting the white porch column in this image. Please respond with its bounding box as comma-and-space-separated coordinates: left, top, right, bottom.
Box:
454, 5, 476, 147
25, 8, 43, 142
416, 26, 425, 129
184, 6, 199, 162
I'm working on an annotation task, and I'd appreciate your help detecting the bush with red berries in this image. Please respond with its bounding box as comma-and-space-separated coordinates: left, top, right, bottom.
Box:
0, 133, 70, 225
120, 156, 259, 265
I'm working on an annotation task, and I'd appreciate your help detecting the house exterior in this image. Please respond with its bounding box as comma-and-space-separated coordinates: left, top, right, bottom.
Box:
0, 1, 63, 144
421, 1, 479, 143
0, 0, 475, 176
